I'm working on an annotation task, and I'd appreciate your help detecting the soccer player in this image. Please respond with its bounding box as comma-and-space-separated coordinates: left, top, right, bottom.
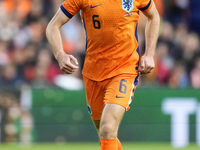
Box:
46, 0, 160, 149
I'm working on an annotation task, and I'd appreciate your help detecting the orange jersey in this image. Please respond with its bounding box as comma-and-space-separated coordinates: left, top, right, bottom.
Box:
61, 0, 153, 81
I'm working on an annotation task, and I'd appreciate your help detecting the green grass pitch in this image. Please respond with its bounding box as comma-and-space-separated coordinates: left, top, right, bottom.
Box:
0, 142, 199, 150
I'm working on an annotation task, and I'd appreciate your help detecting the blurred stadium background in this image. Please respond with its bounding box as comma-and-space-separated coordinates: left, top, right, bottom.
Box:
0, 0, 200, 149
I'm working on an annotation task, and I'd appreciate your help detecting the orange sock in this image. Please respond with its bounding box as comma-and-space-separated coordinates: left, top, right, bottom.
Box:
116, 138, 122, 150
100, 139, 118, 150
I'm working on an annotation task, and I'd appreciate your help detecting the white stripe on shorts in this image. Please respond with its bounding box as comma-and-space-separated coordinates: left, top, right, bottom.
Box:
126, 82, 135, 110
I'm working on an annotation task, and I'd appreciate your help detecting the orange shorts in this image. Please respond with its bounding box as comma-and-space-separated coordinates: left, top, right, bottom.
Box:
83, 74, 139, 120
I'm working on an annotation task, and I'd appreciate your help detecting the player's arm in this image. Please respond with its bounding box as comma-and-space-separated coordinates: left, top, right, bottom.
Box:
139, 2, 160, 74
46, 8, 79, 74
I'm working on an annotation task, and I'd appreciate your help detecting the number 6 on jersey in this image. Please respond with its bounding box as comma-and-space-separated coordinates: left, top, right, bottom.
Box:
119, 79, 127, 94
92, 15, 101, 29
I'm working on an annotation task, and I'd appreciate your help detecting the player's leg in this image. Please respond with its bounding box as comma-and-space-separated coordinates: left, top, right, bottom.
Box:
93, 120, 122, 150
99, 74, 139, 150
99, 103, 125, 150
83, 76, 104, 137
83, 74, 139, 150
99, 104, 125, 139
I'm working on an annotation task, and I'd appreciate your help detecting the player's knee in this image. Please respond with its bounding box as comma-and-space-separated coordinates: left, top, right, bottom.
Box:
99, 123, 116, 138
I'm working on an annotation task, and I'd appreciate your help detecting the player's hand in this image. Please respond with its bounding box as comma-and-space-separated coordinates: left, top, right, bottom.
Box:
56, 52, 79, 74
138, 54, 155, 74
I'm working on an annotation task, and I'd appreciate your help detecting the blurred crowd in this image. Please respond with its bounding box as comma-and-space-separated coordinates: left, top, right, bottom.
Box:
0, 0, 200, 89
0, 90, 33, 143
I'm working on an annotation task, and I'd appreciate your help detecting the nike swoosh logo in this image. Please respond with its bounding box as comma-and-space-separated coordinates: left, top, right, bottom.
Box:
116, 95, 125, 98
90, 4, 101, 9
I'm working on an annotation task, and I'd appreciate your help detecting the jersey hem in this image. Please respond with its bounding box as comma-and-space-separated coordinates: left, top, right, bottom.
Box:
82, 72, 139, 82
60, 5, 73, 18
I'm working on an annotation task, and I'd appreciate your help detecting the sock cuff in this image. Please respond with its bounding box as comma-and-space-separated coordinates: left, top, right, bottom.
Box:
100, 138, 117, 145
116, 138, 122, 150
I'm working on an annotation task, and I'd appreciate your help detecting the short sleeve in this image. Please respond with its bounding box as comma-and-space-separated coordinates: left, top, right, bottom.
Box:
138, 0, 153, 12
60, 0, 83, 18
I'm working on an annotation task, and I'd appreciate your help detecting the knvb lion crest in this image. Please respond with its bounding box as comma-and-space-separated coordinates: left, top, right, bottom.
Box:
122, 0, 134, 12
